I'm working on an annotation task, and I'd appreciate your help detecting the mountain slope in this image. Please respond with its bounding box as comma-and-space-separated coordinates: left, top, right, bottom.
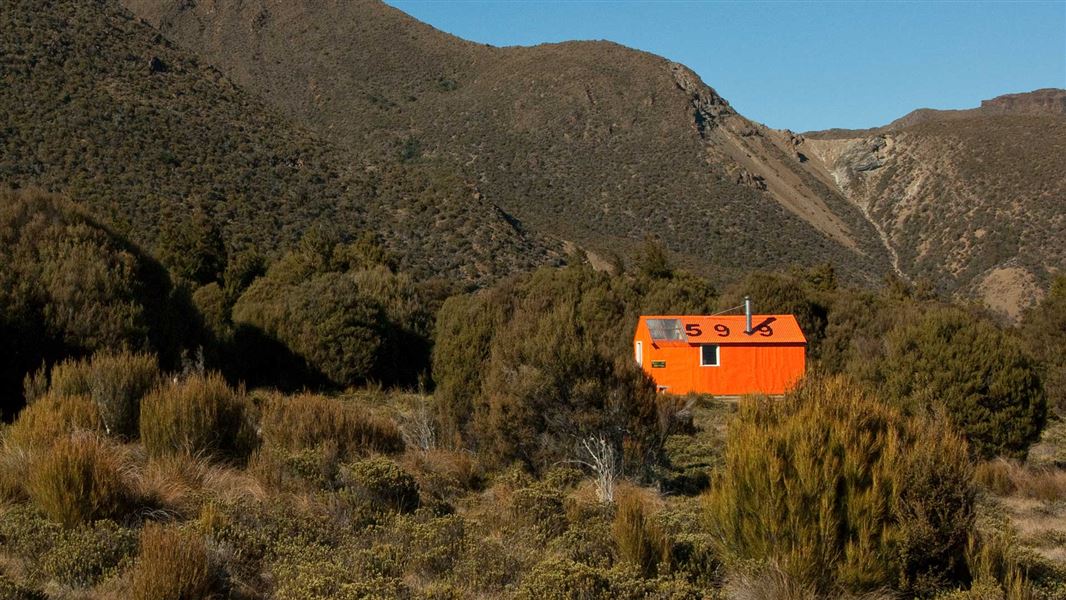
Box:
801, 98, 1066, 319
0, 0, 557, 285
121, 0, 894, 285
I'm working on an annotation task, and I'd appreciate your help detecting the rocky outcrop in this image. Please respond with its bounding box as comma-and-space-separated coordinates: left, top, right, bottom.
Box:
669, 62, 733, 137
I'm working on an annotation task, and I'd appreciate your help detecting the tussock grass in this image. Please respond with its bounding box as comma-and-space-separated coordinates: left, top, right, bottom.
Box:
975, 459, 1066, 502
259, 393, 404, 459
128, 523, 217, 600
139, 373, 251, 461
5, 393, 102, 450
26, 434, 133, 527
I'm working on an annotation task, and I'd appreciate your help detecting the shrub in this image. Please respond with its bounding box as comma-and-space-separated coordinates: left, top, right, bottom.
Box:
342, 457, 420, 514
231, 236, 432, 389
6, 393, 102, 450
0, 190, 197, 419
432, 265, 705, 473
41, 519, 138, 587
0, 574, 45, 600
48, 358, 92, 398
259, 394, 403, 459
129, 523, 218, 600
84, 350, 159, 438
1022, 275, 1066, 416
612, 494, 671, 578
139, 373, 250, 460
513, 557, 614, 600
26, 434, 131, 527
703, 375, 975, 595
882, 307, 1046, 459
510, 485, 568, 541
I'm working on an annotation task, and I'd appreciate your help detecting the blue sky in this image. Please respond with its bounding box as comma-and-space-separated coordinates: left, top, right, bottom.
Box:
385, 1, 1066, 132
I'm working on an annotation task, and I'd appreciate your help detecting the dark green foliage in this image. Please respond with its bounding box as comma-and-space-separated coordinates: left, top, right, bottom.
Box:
882, 307, 1046, 459
1022, 276, 1066, 416
155, 203, 227, 286
0, 189, 197, 419
719, 270, 830, 357
231, 234, 431, 388
432, 264, 716, 473
704, 375, 976, 595
636, 237, 674, 279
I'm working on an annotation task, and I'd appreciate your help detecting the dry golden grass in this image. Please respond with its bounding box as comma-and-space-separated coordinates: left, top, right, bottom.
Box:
259, 393, 404, 459
26, 433, 133, 527
132, 451, 266, 520
6, 393, 103, 450
976, 459, 1066, 502
723, 563, 899, 600
128, 523, 217, 600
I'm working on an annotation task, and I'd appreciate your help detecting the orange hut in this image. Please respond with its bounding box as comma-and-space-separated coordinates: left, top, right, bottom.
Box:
633, 303, 806, 396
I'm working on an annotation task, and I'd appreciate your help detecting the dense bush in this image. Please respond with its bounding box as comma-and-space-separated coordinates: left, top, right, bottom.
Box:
139, 373, 251, 460
0, 189, 197, 418
231, 234, 432, 388
129, 523, 218, 600
882, 307, 1046, 459
1022, 275, 1066, 416
27, 434, 132, 527
718, 270, 830, 356
704, 375, 975, 595
432, 264, 715, 473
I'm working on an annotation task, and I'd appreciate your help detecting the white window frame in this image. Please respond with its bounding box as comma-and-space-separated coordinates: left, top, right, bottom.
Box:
699, 344, 720, 367
635, 341, 643, 366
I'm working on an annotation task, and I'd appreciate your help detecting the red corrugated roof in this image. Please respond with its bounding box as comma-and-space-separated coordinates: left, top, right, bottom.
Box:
639, 315, 807, 345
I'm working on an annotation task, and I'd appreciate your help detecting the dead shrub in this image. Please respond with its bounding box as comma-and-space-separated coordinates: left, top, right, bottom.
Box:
128, 523, 218, 600
139, 373, 251, 460
259, 393, 403, 459
26, 434, 132, 527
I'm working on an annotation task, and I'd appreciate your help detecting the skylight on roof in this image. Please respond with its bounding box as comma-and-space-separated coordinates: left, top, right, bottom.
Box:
647, 318, 686, 341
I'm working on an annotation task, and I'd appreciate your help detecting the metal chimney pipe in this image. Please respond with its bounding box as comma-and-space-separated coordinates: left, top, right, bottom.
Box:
744, 296, 752, 334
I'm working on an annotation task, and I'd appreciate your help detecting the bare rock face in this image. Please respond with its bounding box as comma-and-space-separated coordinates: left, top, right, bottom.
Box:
669, 62, 733, 136
734, 169, 768, 191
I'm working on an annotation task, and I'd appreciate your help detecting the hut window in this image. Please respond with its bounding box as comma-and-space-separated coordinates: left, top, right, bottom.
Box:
635, 341, 643, 366
700, 344, 719, 367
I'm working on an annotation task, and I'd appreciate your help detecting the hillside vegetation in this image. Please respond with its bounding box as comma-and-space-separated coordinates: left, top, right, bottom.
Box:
1, 0, 559, 286
120, 0, 895, 286
121, 1, 1066, 316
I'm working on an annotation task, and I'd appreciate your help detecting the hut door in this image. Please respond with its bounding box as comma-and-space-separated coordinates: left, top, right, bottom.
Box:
635, 341, 643, 366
